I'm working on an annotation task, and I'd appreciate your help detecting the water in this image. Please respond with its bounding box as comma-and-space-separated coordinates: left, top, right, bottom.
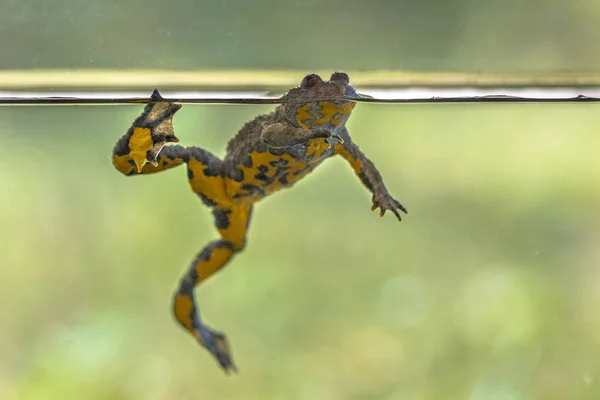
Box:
2, 70, 600, 105
2, 84, 600, 399
1, 87, 600, 105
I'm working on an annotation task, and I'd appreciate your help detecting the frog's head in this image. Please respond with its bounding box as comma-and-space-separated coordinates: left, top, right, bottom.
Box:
280, 72, 360, 131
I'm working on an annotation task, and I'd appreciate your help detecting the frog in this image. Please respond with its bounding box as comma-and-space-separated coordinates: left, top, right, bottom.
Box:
111, 72, 407, 373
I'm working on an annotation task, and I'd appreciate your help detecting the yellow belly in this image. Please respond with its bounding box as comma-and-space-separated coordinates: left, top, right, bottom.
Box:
227, 139, 332, 204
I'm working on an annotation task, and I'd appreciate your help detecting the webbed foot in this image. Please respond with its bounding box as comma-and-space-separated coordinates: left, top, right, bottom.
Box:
371, 192, 408, 221
127, 89, 181, 172
196, 326, 237, 374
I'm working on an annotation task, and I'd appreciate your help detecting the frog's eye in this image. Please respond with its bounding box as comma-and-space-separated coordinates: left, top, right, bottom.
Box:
330, 72, 349, 84
301, 74, 322, 88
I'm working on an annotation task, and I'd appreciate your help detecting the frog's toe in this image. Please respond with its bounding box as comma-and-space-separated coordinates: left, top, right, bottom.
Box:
196, 326, 237, 374
328, 134, 344, 145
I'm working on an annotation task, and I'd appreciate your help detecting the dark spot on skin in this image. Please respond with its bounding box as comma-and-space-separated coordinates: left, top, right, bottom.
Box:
177, 272, 196, 294
188, 147, 222, 177
293, 164, 312, 176
268, 147, 285, 156
112, 131, 134, 157
255, 165, 270, 182
162, 160, 169, 167
214, 239, 235, 251
203, 166, 220, 177
187, 167, 194, 180
242, 155, 253, 168
270, 159, 288, 167
197, 242, 214, 261
274, 165, 290, 174
197, 192, 217, 207
279, 173, 289, 186
146, 151, 159, 165
230, 168, 244, 182
272, 164, 290, 182
213, 208, 232, 230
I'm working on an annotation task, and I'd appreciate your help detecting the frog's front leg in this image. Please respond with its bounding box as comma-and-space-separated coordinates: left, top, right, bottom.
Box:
172, 204, 252, 373
260, 122, 343, 148
334, 129, 407, 221
112, 90, 187, 175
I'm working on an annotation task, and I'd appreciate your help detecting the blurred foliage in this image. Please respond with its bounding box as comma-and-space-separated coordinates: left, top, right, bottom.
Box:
0, 0, 599, 73
1, 102, 600, 399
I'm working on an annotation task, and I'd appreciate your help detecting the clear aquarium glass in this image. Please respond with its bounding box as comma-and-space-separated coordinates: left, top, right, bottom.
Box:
1, 1, 600, 399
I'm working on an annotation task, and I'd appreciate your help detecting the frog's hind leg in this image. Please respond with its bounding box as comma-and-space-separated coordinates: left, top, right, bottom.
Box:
173, 204, 253, 373
184, 146, 232, 208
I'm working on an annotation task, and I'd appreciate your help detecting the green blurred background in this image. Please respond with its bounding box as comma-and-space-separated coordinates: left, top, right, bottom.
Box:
1, 0, 600, 73
2, 1, 600, 399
